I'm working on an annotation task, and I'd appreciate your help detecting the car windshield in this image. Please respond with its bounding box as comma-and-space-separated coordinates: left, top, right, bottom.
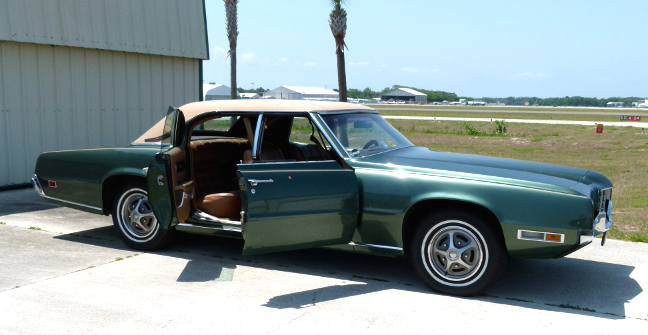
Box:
322, 113, 414, 157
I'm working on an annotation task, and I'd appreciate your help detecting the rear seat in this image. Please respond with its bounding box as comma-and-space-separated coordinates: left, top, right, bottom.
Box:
190, 138, 249, 220
284, 144, 331, 161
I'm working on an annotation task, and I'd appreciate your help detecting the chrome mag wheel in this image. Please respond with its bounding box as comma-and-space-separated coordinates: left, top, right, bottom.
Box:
424, 224, 485, 283
410, 211, 507, 296
112, 184, 172, 251
118, 189, 158, 241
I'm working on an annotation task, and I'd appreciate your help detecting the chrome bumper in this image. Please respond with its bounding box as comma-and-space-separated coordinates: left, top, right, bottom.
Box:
593, 199, 613, 237
31, 174, 45, 196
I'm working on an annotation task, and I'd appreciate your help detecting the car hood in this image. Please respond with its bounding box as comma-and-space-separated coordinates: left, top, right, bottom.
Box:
352, 146, 592, 193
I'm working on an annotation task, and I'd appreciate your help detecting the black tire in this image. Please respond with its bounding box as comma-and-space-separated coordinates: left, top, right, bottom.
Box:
409, 210, 507, 296
111, 182, 173, 251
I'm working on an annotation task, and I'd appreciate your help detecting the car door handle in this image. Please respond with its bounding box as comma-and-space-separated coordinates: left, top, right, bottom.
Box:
249, 179, 273, 186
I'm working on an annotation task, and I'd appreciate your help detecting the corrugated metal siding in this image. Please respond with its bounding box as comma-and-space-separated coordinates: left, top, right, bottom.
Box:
0, 41, 199, 187
0, 0, 207, 59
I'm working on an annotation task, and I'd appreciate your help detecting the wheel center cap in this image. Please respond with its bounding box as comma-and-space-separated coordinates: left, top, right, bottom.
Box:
131, 213, 139, 220
448, 250, 460, 261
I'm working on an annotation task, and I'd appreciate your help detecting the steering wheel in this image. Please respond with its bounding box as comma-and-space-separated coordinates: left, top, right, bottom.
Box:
362, 139, 380, 150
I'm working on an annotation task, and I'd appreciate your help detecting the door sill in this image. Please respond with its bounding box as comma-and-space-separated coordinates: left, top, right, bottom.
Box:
176, 210, 243, 234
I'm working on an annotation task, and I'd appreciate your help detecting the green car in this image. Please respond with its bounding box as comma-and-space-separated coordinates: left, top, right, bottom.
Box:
33, 100, 613, 296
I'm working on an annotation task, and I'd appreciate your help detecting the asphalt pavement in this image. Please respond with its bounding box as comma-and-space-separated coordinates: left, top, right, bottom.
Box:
0, 188, 646, 334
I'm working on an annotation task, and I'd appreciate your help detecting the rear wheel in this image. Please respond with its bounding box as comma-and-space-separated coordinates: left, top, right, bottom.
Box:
112, 183, 172, 250
410, 210, 507, 296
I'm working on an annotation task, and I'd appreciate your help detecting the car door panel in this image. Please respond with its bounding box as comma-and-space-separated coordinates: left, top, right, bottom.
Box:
238, 160, 359, 255
146, 106, 194, 228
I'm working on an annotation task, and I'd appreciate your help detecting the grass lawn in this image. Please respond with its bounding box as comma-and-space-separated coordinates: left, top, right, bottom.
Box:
387, 119, 648, 242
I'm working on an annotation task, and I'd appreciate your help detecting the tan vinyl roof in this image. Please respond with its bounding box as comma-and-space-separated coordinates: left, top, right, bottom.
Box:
134, 99, 374, 144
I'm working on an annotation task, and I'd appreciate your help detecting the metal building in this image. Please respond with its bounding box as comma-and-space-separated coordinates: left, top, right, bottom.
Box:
264, 86, 339, 101
0, 0, 209, 188
381, 88, 427, 102
204, 83, 239, 100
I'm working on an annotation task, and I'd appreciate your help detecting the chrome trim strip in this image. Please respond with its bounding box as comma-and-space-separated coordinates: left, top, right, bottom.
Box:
31, 175, 44, 196
355, 146, 413, 159
191, 210, 242, 226
41, 194, 103, 212
130, 141, 164, 146
239, 169, 349, 174
239, 160, 338, 166
252, 114, 264, 160
176, 222, 243, 233
517, 229, 565, 244
579, 234, 594, 245
349, 242, 403, 251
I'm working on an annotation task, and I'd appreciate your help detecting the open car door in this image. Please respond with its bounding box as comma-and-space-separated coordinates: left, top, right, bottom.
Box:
238, 161, 359, 255
147, 106, 195, 229
237, 114, 359, 255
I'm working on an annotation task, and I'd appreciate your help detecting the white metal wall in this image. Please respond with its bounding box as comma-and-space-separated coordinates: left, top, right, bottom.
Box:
0, 0, 207, 59
0, 41, 199, 187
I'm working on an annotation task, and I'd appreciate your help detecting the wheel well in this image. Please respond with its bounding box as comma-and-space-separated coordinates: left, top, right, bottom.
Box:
102, 175, 147, 215
402, 199, 504, 256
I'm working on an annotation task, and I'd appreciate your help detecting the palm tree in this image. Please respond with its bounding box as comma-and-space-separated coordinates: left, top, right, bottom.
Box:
329, 0, 348, 102
224, 0, 239, 99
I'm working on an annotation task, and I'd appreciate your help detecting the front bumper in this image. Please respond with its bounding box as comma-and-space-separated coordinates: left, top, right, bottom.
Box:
593, 199, 613, 237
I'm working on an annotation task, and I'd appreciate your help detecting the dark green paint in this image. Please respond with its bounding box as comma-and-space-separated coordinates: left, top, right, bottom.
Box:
238, 160, 359, 255
147, 155, 175, 229
33, 109, 613, 260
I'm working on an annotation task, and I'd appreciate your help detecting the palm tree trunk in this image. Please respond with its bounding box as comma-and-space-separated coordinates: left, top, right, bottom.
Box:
230, 49, 237, 99
336, 48, 347, 102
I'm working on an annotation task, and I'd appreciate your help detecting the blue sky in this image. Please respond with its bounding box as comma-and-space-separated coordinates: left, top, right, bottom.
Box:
203, 0, 647, 98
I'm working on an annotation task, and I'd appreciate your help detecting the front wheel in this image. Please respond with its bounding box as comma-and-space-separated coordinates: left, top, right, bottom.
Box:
112, 184, 173, 250
410, 210, 507, 296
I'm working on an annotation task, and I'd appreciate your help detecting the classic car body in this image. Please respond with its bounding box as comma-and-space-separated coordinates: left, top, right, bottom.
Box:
33, 100, 613, 295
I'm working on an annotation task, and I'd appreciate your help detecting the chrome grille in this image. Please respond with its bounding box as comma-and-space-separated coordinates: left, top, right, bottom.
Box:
599, 188, 612, 213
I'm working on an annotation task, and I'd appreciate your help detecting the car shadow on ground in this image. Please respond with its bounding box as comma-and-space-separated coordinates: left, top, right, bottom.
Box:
53, 226, 641, 320
0, 188, 59, 216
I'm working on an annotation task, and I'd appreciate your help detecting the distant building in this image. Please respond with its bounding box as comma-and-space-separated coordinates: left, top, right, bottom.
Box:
264, 86, 339, 100
607, 102, 624, 107
240, 92, 261, 99
204, 83, 239, 100
381, 88, 427, 102
632, 99, 648, 108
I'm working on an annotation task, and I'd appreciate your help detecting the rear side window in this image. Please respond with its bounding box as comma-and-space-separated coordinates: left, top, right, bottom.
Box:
201, 116, 239, 132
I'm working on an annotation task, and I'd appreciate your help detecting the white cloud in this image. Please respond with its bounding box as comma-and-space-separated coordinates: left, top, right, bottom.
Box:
303, 62, 319, 67
239, 52, 271, 64
402, 67, 420, 73
241, 53, 257, 61
210, 47, 227, 57
278, 57, 289, 62
349, 61, 370, 66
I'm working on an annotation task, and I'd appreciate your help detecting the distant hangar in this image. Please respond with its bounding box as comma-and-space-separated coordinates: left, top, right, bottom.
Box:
381, 88, 427, 102
264, 86, 339, 101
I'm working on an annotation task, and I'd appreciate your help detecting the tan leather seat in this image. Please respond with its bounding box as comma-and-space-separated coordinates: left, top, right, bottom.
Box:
190, 139, 248, 220
196, 191, 241, 221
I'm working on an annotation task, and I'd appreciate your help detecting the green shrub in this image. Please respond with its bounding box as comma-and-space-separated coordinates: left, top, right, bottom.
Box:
494, 120, 508, 134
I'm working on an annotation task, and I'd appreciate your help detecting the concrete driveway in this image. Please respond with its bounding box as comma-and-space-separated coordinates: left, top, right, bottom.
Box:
0, 188, 646, 334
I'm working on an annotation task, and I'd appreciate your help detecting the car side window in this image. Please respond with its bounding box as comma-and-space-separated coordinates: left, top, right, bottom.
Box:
200, 116, 238, 131
289, 117, 320, 145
